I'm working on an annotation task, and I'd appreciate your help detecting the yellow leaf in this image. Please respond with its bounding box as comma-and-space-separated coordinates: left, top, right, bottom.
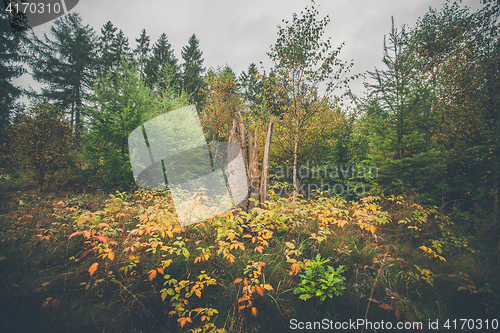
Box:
88, 262, 98, 276
263, 284, 273, 291
251, 307, 258, 317
285, 242, 295, 249
108, 252, 115, 261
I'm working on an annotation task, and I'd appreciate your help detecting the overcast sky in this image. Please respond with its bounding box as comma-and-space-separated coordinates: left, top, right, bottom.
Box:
14, 0, 483, 104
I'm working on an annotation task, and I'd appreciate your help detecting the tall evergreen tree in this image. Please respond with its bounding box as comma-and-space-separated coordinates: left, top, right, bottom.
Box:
28, 12, 97, 147
239, 63, 264, 110
97, 21, 130, 84
413, 2, 500, 218
181, 34, 205, 107
363, 17, 442, 199
134, 29, 150, 80
0, 0, 28, 143
144, 33, 180, 93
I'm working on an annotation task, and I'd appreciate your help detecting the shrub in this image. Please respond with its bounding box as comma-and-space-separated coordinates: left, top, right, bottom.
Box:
293, 254, 346, 303
13, 103, 73, 191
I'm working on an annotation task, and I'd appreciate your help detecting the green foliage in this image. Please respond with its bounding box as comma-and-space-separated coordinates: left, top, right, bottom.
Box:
0, 2, 26, 141
200, 65, 242, 143
293, 254, 346, 302
363, 17, 443, 200
97, 21, 131, 76
84, 59, 189, 189
144, 33, 181, 93
266, 0, 358, 197
181, 34, 205, 107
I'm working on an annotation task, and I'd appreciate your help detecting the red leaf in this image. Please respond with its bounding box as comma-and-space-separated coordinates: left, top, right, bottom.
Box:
93, 235, 108, 243
68, 231, 83, 239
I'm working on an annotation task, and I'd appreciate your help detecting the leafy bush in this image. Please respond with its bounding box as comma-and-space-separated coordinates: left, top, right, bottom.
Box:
293, 254, 346, 303
13, 103, 73, 191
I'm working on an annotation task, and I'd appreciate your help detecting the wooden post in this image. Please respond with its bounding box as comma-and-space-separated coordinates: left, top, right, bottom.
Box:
228, 113, 249, 211
260, 119, 273, 202
248, 129, 260, 209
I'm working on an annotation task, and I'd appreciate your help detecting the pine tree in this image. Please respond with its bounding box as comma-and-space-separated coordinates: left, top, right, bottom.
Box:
144, 33, 180, 93
181, 34, 205, 107
28, 12, 97, 147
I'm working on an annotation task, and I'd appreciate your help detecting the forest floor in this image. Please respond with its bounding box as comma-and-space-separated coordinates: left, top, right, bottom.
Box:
0, 182, 499, 332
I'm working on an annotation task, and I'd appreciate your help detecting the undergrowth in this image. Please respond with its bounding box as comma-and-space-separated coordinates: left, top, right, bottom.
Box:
0, 189, 498, 332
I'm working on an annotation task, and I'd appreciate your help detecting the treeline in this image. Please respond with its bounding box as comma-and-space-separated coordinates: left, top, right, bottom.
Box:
0, 1, 498, 226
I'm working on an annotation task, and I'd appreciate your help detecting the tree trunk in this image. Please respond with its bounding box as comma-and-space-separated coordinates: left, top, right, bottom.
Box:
293, 118, 299, 199
260, 119, 273, 202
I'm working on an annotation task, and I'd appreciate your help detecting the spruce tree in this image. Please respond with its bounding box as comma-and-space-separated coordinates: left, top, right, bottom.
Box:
97, 21, 130, 81
28, 12, 97, 147
181, 34, 205, 107
144, 33, 180, 93
134, 29, 150, 80
0, 0, 28, 142
239, 63, 264, 109
363, 18, 442, 199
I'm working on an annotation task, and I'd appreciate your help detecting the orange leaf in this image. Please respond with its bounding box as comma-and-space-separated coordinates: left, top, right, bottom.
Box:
88, 262, 98, 276
157, 267, 164, 275
234, 278, 243, 284
285, 242, 295, 249
251, 307, 258, 317
255, 285, 264, 296
149, 270, 157, 281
